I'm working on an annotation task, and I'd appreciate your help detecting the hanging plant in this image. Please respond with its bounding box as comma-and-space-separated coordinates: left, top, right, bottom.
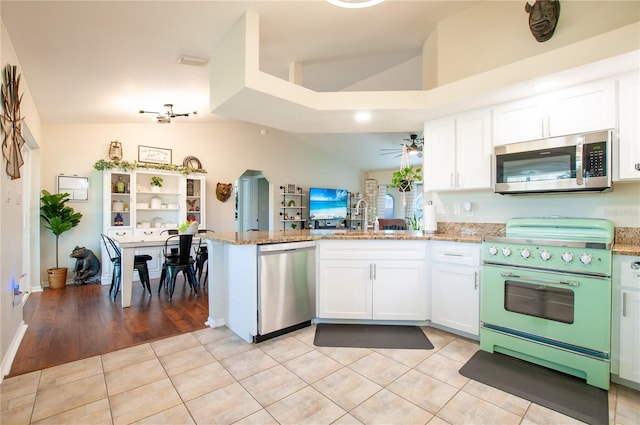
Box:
390, 165, 422, 192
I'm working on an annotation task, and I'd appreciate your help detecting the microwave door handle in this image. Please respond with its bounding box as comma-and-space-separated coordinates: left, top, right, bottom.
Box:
576, 140, 584, 185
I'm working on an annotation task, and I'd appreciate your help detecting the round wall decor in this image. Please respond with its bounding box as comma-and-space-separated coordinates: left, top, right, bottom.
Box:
183, 155, 202, 170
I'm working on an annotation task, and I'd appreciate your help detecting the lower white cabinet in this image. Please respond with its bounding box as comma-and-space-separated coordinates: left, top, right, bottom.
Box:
612, 255, 640, 386
429, 241, 480, 337
317, 240, 427, 321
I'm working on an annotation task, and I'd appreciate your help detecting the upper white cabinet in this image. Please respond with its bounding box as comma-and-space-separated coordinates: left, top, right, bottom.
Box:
492, 80, 616, 146
317, 240, 427, 321
424, 109, 492, 191
617, 72, 640, 181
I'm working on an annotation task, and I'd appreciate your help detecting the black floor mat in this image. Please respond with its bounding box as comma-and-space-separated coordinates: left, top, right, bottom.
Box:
313, 324, 434, 349
459, 350, 608, 425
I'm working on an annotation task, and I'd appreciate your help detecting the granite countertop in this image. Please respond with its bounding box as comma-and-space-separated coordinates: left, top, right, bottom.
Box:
204, 223, 640, 256
204, 229, 486, 245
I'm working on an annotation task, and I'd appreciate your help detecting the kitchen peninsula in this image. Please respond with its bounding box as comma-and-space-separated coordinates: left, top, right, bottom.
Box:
203, 227, 491, 343
204, 226, 640, 344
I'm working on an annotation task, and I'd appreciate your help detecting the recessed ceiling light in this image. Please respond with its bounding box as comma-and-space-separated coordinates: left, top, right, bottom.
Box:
176, 55, 209, 66
355, 111, 371, 122
326, 0, 384, 9
533, 79, 558, 92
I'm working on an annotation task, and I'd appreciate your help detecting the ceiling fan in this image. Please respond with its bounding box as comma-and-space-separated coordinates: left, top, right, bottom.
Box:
138, 103, 197, 123
379, 134, 424, 158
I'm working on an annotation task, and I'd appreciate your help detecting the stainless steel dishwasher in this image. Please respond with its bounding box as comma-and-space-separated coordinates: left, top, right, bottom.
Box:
256, 241, 316, 342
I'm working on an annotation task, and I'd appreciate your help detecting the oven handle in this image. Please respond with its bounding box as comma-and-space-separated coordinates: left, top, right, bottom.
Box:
500, 271, 580, 287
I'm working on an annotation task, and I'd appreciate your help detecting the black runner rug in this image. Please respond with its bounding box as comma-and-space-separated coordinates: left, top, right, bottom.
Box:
459, 350, 608, 425
313, 324, 434, 349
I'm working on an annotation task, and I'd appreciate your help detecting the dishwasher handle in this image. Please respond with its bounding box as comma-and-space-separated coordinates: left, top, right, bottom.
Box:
259, 241, 316, 253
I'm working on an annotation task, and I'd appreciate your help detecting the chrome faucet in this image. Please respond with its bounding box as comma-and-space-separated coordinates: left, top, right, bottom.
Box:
354, 198, 368, 232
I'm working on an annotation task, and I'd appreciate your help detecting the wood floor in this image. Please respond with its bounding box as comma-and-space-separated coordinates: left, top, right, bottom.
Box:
8, 278, 209, 377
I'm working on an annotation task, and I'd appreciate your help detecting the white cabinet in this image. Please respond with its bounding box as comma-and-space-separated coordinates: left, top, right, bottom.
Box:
492, 79, 616, 146
424, 109, 492, 191
429, 241, 480, 337
617, 72, 640, 181
317, 240, 427, 321
612, 255, 640, 386
101, 169, 206, 283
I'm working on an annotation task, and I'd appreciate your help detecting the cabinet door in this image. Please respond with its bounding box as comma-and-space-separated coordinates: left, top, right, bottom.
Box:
618, 73, 640, 181
105, 171, 133, 229
619, 289, 640, 383
430, 263, 479, 336
186, 175, 206, 227
373, 260, 426, 321
317, 260, 372, 319
456, 109, 492, 190
492, 98, 544, 146
547, 80, 615, 137
424, 117, 456, 191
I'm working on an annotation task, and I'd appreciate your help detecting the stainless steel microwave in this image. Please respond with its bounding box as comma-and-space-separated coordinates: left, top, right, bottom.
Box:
493, 130, 612, 194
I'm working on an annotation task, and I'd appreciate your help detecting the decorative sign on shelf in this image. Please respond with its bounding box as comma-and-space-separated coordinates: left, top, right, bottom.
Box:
57, 174, 89, 201
138, 145, 172, 165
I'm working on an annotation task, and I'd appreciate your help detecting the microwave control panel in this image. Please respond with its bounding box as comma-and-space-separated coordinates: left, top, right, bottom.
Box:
584, 142, 607, 177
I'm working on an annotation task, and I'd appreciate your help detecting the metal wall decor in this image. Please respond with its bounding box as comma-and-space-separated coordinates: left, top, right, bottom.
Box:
525, 0, 560, 42
1, 64, 26, 179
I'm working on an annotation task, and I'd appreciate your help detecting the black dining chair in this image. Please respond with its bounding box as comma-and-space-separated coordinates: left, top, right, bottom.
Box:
160, 233, 199, 301
100, 234, 153, 301
194, 229, 215, 286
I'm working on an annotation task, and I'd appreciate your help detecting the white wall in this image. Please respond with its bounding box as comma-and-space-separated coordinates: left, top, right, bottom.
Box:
427, 182, 640, 228
41, 121, 362, 284
424, 1, 640, 88
0, 20, 42, 378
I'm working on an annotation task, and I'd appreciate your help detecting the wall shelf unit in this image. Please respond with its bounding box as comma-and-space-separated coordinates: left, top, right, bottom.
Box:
279, 185, 307, 231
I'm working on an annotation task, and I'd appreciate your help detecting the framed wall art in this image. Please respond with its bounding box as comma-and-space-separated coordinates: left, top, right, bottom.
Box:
57, 174, 89, 201
138, 145, 172, 165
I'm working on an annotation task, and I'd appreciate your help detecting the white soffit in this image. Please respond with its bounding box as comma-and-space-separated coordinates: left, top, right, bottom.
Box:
211, 13, 640, 134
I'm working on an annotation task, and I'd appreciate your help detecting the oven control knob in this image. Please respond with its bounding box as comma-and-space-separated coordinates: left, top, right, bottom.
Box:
540, 250, 552, 261
561, 252, 574, 263
580, 253, 593, 265
488, 246, 498, 256
502, 247, 512, 257
520, 248, 531, 259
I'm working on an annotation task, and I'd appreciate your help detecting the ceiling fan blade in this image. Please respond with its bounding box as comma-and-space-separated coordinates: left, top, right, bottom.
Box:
139, 110, 160, 114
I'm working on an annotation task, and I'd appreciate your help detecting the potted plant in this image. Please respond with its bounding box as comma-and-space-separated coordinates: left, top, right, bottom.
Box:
40, 190, 83, 289
150, 176, 163, 192
390, 165, 422, 192
406, 215, 421, 231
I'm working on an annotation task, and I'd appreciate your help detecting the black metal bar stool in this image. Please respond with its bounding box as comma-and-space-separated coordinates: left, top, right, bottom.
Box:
161, 233, 199, 301
100, 234, 153, 301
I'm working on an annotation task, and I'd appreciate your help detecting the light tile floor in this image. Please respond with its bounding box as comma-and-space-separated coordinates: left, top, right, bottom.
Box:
1, 325, 639, 425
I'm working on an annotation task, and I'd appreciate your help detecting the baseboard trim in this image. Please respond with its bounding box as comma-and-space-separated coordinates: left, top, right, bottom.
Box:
205, 317, 225, 328
1, 321, 28, 382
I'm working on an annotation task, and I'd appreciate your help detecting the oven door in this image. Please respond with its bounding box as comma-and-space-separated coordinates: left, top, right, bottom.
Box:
481, 263, 611, 356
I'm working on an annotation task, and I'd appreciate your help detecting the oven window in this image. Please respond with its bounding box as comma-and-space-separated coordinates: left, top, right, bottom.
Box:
504, 280, 574, 324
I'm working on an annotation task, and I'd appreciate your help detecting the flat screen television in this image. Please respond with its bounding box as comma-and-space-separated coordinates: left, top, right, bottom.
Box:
309, 188, 348, 220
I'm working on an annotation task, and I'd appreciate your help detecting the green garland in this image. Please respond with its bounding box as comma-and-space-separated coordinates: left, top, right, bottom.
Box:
93, 159, 206, 175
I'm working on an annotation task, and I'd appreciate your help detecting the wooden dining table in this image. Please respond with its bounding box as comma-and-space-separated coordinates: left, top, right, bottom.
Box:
112, 234, 199, 307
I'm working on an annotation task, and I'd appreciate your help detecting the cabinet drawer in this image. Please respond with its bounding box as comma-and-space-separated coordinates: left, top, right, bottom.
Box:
107, 228, 133, 238
134, 228, 162, 238
620, 260, 640, 289
430, 242, 480, 266
319, 240, 426, 260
